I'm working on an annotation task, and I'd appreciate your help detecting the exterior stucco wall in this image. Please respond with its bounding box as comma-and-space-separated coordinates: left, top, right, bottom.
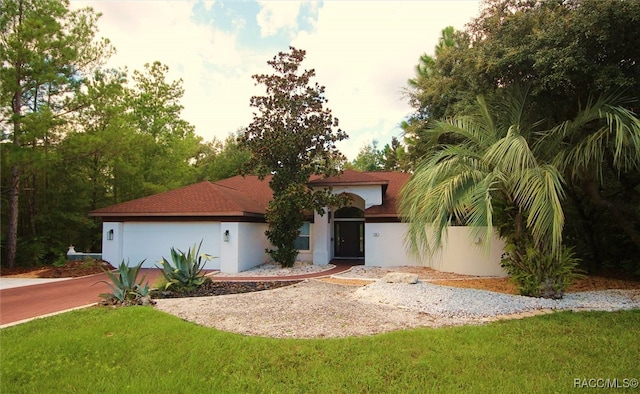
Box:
105, 222, 221, 270
237, 222, 270, 272
101, 222, 123, 265
331, 185, 382, 208
433, 226, 506, 277
364, 223, 506, 277
364, 223, 420, 267
220, 222, 270, 273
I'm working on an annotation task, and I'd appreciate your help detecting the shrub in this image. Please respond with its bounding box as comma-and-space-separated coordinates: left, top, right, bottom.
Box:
501, 244, 583, 299
98, 260, 151, 306
156, 241, 214, 291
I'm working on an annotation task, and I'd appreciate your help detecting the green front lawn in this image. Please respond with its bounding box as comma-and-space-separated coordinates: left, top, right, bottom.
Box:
1, 307, 639, 393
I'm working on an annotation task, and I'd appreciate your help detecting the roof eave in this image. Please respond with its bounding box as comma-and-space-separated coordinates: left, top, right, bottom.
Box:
88, 211, 265, 218
310, 180, 390, 187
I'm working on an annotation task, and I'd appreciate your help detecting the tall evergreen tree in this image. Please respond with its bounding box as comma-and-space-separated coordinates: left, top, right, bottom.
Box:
241, 47, 348, 267
1, 0, 112, 267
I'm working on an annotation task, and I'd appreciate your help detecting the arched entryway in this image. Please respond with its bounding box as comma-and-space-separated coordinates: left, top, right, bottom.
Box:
333, 206, 364, 258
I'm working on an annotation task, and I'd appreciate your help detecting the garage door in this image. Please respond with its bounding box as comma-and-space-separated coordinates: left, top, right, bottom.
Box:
122, 222, 221, 269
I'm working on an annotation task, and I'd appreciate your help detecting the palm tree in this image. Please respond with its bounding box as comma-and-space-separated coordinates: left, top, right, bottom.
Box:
399, 89, 568, 297
400, 88, 640, 297
543, 93, 640, 251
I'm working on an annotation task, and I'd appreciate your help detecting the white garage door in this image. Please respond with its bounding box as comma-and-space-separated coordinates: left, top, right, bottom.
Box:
122, 222, 221, 269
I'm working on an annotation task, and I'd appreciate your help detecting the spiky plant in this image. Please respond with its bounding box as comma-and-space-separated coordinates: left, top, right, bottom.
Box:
98, 260, 150, 306
156, 241, 214, 291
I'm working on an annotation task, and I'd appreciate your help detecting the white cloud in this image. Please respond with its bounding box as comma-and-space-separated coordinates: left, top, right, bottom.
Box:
256, 1, 302, 37
71, 0, 481, 160
292, 1, 481, 159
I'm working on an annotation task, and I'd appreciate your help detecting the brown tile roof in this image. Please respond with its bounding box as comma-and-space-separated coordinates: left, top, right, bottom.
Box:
309, 169, 389, 186
89, 171, 410, 219
363, 171, 410, 218
214, 175, 273, 209
89, 180, 269, 218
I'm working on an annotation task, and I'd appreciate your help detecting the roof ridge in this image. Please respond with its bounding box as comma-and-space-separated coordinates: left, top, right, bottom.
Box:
213, 174, 271, 210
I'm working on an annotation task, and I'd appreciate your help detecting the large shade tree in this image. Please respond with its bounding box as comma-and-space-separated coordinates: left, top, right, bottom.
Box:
241, 47, 348, 267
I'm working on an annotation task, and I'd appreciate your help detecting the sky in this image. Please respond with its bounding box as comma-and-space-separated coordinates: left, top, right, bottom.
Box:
71, 0, 482, 160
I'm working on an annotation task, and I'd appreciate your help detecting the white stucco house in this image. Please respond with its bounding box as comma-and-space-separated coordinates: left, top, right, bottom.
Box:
89, 170, 506, 276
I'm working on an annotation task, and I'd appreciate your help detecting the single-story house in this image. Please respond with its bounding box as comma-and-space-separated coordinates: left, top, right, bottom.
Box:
89, 170, 506, 276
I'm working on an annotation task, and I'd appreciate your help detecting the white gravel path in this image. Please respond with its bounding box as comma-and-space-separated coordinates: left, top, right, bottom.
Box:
353, 281, 640, 319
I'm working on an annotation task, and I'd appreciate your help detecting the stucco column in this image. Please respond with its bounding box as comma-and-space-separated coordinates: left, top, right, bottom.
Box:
312, 207, 331, 265
220, 222, 240, 273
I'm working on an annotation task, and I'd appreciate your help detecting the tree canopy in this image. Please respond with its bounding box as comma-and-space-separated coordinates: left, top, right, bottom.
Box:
241, 47, 348, 267
402, 0, 640, 273
1, 0, 112, 267
1, 0, 240, 267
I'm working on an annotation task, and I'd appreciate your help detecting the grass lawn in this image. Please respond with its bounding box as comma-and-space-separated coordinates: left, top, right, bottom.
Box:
1, 307, 639, 393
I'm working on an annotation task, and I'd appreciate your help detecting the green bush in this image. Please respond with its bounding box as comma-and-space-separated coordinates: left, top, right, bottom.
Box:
52, 254, 68, 267
97, 260, 150, 306
156, 241, 214, 291
501, 244, 583, 299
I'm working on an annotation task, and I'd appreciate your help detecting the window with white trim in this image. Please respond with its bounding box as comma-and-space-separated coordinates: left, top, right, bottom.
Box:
294, 222, 311, 250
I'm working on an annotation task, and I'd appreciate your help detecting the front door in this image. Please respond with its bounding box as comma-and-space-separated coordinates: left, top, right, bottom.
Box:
334, 221, 364, 258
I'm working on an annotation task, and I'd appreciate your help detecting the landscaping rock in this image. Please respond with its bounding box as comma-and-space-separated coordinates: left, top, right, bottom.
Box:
382, 272, 419, 284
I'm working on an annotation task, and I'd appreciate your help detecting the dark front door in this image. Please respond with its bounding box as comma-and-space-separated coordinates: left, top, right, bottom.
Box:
335, 221, 364, 258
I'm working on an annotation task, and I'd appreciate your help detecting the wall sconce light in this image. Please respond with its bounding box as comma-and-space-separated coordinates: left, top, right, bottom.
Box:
107, 229, 114, 241
223, 230, 230, 242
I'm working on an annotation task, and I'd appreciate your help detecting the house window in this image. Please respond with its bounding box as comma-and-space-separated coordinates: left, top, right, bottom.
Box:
107, 229, 114, 241
294, 222, 311, 250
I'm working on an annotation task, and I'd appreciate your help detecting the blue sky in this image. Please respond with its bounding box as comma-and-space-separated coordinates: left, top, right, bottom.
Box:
72, 0, 481, 160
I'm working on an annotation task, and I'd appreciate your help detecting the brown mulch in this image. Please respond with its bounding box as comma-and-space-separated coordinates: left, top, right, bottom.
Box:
150, 279, 302, 298
0, 260, 114, 278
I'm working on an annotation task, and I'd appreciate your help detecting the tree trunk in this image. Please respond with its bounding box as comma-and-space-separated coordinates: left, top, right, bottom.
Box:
582, 178, 640, 250
7, 52, 23, 268
6, 165, 20, 268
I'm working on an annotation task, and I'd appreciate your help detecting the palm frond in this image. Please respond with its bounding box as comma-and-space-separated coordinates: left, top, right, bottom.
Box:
513, 165, 565, 254
547, 92, 640, 180
485, 130, 537, 174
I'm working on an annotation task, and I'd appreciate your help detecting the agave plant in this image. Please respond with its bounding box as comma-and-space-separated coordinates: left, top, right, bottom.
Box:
98, 260, 150, 306
157, 241, 214, 291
